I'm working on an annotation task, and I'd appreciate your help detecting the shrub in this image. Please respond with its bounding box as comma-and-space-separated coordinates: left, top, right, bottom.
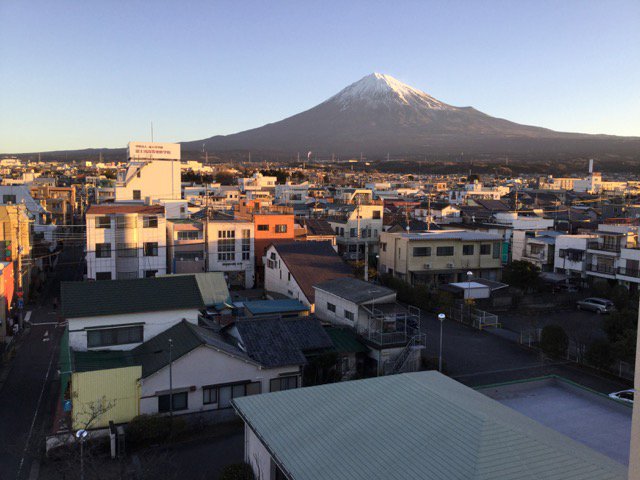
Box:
585, 339, 614, 369
539, 325, 569, 358
126, 414, 186, 446
219, 463, 255, 480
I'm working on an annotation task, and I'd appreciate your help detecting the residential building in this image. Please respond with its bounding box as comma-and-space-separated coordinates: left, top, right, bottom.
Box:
85, 204, 167, 280
414, 202, 461, 223
30, 185, 77, 225
61, 276, 204, 351
114, 142, 181, 202
585, 224, 640, 289
0, 204, 32, 303
378, 230, 503, 286
238, 172, 277, 192
206, 218, 255, 288
166, 219, 205, 274
553, 234, 597, 282
314, 277, 424, 375
296, 218, 337, 247
448, 181, 508, 205
253, 213, 296, 281
0, 262, 15, 343
274, 182, 310, 205
511, 230, 562, 272
264, 241, 353, 311
327, 204, 383, 260
233, 372, 627, 480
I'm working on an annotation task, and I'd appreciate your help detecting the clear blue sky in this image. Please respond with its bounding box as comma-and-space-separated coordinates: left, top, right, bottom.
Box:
1, 0, 639, 153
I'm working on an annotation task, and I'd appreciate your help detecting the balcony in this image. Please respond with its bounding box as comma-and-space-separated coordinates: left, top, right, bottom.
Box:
587, 241, 621, 253
617, 267, 640, 278
586, 264, 616, 276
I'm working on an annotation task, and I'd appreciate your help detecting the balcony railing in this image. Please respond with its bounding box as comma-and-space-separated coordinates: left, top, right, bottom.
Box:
587, 241, 621, 253
586, 264, 616, 275
617, 267, 640, 278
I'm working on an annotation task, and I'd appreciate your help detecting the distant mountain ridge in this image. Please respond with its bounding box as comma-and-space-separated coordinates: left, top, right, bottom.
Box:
181, 73, 640, 156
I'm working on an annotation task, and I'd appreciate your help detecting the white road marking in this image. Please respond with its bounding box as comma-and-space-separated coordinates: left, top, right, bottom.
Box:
24, 311, 32, 323
16, 336, 57, 480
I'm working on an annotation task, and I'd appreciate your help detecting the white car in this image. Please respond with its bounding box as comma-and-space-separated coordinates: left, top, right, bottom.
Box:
608, 389, 634, 404
576, 297, 614, 314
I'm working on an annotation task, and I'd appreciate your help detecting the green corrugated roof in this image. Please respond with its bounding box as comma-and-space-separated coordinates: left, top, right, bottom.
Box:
72, 350, 138, 373
325, 327, 368, 353
61, 276, 205, 318
160, 272, 231, 306
233, 371, 626, 480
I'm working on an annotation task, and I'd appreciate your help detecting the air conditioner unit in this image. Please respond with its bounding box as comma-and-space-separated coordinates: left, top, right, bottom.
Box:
423, 263, 431, 269
447, 263, 455, 268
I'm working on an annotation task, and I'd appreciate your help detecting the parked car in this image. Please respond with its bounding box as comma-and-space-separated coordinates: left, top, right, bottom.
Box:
576, 297, 615, 314
609, 389, 634, 404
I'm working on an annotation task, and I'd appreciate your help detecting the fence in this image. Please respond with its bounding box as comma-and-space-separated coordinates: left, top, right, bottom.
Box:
450, 302, 500, 330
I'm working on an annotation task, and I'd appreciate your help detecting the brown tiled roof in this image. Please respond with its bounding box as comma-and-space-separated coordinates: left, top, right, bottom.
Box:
86, 204, 165, 215
272, 241, 353, 304
301, 218, 335, 236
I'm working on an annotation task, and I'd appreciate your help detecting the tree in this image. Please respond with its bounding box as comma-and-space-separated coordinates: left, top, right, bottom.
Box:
540, 324, 569, 358
502, 261, 540, 292
215, 171, 236, 185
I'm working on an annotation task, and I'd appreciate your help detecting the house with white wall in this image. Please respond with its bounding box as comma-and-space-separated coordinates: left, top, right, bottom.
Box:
115, 142, 181, 202
85, 204, 167, 280
206, 218, 255, 288
61, 276, 204, 351
327, 204, 383, 260
264, 241, 353, 311
553, 234, 597, 281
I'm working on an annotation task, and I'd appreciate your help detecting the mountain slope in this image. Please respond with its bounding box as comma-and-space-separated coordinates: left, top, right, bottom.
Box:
182, 73, 639, 156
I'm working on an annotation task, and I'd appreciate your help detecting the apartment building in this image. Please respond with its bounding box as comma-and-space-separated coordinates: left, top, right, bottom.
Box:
30, 185, 77, 225
328, 204, 383, 260
238, 172, 277, 192
378, 230, 503, 286
206, 218, 255, 288
114, 142, 181, 202
167, 219, 205, 274
85, 204, 167, 280
253, 213, 296, 268
585, 224, 640, 290
553, 234, 597, 282
274, 182, 310, 205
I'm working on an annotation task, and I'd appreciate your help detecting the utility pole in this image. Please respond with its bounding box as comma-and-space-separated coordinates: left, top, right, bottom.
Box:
16, 205, 24, 328
427, 194, 432, 231
168, 338, 174, 420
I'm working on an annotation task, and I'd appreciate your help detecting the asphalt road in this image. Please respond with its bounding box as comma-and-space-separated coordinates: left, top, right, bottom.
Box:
0, 242, 84, 480
419, 311, 631, 393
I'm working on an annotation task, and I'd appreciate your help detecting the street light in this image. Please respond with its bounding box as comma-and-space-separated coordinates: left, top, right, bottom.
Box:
437, 313, 445, 372
466, 271, 473, 300
76, 429, 88, 480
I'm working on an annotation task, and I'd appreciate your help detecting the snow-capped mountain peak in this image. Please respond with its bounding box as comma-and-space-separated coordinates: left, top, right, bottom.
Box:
327, 72, 454, 111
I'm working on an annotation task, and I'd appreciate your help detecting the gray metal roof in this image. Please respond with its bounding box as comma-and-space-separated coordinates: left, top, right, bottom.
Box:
391, 230, 502, 242
314, 277, 395, 304
233, 372, 626, 480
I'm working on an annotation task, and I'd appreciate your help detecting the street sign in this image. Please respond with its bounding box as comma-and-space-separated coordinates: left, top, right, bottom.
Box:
17, 299, 24, 309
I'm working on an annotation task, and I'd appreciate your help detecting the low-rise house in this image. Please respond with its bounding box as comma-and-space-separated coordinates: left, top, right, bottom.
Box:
314, 277, 424, 376
264, 241, 353, 311
553, 234, 597, 282
61, 276, 204, 351
242, 299, 309, 318
206, 217, 255, 288
327, 203, 383, 260
232, 372, 627, 480
167, 219, 205, 274
511, 230, 562, 272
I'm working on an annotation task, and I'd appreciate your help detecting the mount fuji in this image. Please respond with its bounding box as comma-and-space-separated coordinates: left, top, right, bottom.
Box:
183, 73, 639, 157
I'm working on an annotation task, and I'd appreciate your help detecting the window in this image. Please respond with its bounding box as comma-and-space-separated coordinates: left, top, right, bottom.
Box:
2, 195, 16, 204
480, 244, 491, 255
95, 216, 111, 229
462, 245, 474, 256
95, 243, 111, 258
144, 242, 158, 256
327, 302, 336, 312
95, 272, 112, 281
217, 382, 261, 409
493, 242, 501, 259
117, 243, 137, 257
275, 224, 287, 233
436, 246, 454, 256
87, 325, 143, 348
257, 224, 269, 231
177, 230, 200, 240
344, 310, 355, 321
413, 247, 431, 257
144, 270, 158, 278
116, 216, 135, 229
372, 210, 381, 219
203, 386, 217, 405
158, 392, 188, 413
116, 271, 138, 280
350, 228, 357, 238
133, 190, 141, 200
143, 216, 158, 228
270, 376, 298, 392
381, 243, 387, 252
218, 230, 236, 261
242, 229, 251, 260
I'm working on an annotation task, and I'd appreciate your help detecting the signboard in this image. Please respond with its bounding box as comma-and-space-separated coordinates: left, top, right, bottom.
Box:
127, 142, 180, 161
64, 400, 72, 412
17, 298, 24, 309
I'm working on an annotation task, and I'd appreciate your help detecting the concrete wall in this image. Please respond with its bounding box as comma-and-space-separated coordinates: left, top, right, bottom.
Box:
245, 424, 275, 480
139, 345, 299, 416
115, 159, 181, 202
68, 309, 199, 351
